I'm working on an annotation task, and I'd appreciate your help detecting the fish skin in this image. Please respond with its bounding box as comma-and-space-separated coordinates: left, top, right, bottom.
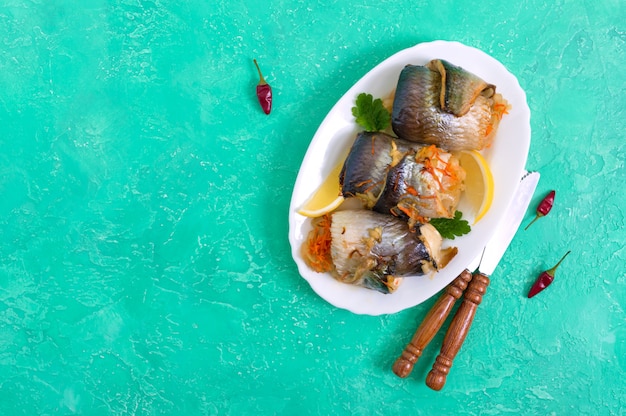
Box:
329, 210, 436, 293
340, 131, 415, 206
340, 132, 398, 201
373, 154, 462, 220
391, 62, 495, 151
429, 59, 494, 117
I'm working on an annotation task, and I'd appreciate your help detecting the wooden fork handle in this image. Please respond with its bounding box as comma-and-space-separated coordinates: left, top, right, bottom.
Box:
392, 269, 473, 378
426, 272, 490, 391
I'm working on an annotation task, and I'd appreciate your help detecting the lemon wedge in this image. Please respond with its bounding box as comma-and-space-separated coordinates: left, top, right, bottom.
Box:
297, 160, 345, 218
457, 150, 494, 224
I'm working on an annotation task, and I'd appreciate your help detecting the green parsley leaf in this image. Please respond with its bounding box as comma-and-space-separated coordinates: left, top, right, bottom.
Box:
351, 93, 391, 132
429, 211, 471, 240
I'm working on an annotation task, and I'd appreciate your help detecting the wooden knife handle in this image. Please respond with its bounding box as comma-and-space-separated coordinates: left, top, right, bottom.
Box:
425, 272, 490, 390
392, 269, 473, 378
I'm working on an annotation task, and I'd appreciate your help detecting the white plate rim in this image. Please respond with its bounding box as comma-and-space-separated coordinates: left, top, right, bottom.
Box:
288, 40, 531, 315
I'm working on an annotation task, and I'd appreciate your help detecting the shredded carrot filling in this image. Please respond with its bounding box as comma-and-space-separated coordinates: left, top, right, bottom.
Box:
417, 145, 459, 186
485, 96, 511, 139
422, 158, 444, 189
396, 203, 428, 225
355, 179, 373, 188
485, 123, 494, 137
391, 174, 401, 192
303, 215, 334, 273
493, 102, 509, 120
361, 180, 384, 194
403, 182, 419, 196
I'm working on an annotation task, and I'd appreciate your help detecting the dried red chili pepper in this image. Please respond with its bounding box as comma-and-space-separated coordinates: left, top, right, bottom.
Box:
525, 190, 555, 230
253, 59, 272, 115
527, 250, 570, 298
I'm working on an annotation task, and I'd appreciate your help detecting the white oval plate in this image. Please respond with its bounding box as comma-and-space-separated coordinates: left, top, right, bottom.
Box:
288, 41, 530, 315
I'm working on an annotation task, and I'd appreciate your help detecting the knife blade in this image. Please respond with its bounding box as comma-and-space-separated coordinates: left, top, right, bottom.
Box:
392, 171, 539, 379
425, 171, 540, 390
477, 170, 540, 275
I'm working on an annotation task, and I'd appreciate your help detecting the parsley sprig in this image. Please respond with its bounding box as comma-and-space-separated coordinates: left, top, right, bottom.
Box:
351, 93, 391, 132
429, 211, 471, 240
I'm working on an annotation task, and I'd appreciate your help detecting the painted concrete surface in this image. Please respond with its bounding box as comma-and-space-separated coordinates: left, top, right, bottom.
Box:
0, 1, 624, 414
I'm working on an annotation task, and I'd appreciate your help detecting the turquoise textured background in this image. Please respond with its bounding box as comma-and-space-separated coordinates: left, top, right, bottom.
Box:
1, 1, 625, 414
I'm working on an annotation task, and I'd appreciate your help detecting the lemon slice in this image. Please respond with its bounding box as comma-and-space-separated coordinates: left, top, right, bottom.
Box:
457, 150, 494, 224
297, 160, 345, 217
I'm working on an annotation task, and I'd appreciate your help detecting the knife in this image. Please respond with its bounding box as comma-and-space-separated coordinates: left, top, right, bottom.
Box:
392, 257, 479, 378
425, 170, 540, 390
392, 171, 540, 379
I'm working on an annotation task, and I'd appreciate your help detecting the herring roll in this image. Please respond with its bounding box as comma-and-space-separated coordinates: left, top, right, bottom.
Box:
301, 210, 457, 294
391, 59, 509, 151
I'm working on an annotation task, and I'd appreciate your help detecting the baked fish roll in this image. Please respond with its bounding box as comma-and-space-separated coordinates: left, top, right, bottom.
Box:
301, 210, 458, 294
374, 145, 465, 226
391, 59, 509, 151
340, 131, 411, 208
